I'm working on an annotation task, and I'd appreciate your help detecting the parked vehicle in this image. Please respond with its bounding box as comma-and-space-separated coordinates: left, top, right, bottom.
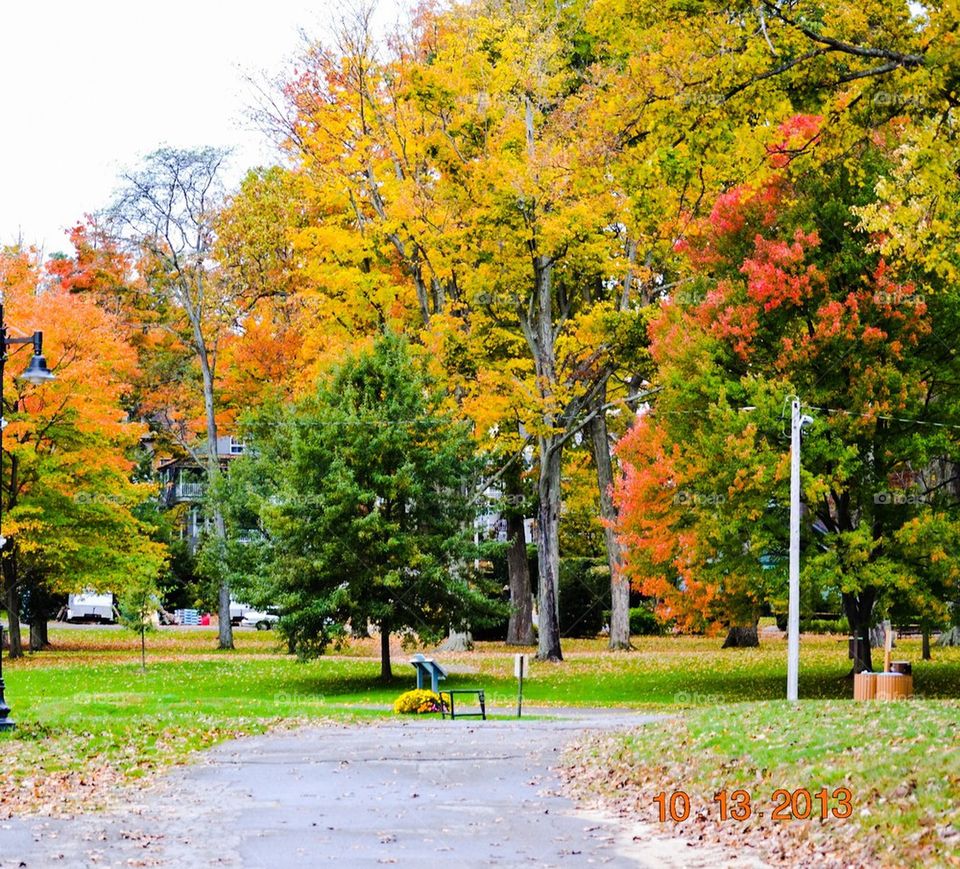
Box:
63, 593, 116, 624
239, 609, 279, 630
229, 600, 248, 626
230, 600, 281, 629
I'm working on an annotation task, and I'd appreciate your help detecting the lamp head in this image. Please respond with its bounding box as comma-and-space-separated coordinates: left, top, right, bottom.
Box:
19, 354, 56, 385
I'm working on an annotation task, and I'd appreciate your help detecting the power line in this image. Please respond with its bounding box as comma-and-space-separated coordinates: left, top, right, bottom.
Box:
644, 402, 960, 433
805, 405, 960, 432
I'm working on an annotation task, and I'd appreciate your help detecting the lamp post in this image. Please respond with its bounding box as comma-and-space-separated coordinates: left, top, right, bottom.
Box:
0, 303, 56, 731
788, 397, 813, 702
0, 623, 11, 731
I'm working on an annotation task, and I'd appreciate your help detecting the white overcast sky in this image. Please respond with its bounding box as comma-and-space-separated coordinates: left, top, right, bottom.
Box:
0, 1, 404, 256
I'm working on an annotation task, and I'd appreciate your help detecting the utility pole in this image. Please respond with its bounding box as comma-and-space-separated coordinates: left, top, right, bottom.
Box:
788, 397, 813, 702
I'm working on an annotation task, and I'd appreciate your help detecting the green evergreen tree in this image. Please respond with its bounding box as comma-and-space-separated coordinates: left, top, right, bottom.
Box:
220, 333, 502, 677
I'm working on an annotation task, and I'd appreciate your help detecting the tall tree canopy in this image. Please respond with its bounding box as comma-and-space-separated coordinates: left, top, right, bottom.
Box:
614, 118, 960, 669
8, 0, 958, 669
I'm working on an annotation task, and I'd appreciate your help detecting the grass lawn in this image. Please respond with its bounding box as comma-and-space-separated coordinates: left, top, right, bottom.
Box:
564, 700, 960, 867
0, 623, 957, 866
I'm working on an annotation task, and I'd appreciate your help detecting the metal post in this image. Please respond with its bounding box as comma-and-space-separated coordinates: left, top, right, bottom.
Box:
0, 304, 12, 730
788, 398, 803, 702
1, 302, 7, 553
0, 303, 51, 728
1, 303, 5, 548
0, 624, 12, 730
515, 653, 527, 718
517, 666, 524, 718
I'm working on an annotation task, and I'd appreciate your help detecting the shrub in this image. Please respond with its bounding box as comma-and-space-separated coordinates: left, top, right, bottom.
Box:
776, 613, 849, 633
776, 615, 849, 633
393, 689, 441, 714
600, 604, 667, 636
470, 542, 538, 641
629, 605, 665, 636
801, 617, 848, 634
559, 557, 609, 637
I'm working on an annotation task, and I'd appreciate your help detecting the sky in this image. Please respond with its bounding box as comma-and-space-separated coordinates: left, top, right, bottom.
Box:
0, 1, 404, 256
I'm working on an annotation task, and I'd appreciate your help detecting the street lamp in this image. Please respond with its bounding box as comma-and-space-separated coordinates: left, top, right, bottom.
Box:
0, 303, 56, 731
0, 622, 11, 731
788, 397, 814, 702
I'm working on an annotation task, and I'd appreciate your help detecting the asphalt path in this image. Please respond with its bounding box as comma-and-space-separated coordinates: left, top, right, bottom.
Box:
0, 711, 752, 869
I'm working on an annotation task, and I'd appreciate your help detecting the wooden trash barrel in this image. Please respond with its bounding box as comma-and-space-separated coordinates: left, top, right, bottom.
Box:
876, 672, 913, 699
853, 672, 877, 700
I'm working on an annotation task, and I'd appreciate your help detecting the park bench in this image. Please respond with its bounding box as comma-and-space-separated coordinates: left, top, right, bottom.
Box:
409, 654, 447, 694
439, 688, 486, 720
409, 655, 487, 720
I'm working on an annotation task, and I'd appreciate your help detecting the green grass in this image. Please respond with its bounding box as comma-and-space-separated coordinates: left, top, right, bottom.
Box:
566, 700, 960, 867
0, 625, 957, 831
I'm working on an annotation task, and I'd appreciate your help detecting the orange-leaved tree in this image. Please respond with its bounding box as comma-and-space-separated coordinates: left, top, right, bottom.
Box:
615, 121, 957, 666
1, 246, 166, 657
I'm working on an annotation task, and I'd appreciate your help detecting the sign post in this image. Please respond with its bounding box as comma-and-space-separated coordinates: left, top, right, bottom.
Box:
514, 653, 529, 718
884, 622, 894, 673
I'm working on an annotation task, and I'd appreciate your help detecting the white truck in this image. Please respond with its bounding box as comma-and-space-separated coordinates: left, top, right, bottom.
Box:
230, 600, 279, 630
64, 592, 116, 624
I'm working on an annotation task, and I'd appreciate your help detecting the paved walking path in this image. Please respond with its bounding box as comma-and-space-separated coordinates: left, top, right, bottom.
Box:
0, 711, 758, 868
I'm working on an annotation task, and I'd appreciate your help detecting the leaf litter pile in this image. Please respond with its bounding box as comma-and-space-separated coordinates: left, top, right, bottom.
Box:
561, 700, 959, 868
0, 717, 275, 818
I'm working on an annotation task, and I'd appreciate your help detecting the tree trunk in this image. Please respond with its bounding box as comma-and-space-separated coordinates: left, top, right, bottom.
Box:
937, 626, 960, 646
3, 558, 22, 660
192, 308, 234, 652
439, 628, 473, 652
379, 623, 392, 679
141, 627, 146, 671
2, 454, 23, 660
587, 398, 630, 651
922, 626, 931, 660
842, 589, 876, 673
505, 467, 534, 646
721, 624, 759, 648
29, 618, 47, 652
522, 247, 563, 663
536, 442, 563, 661
28, 581, 51, 651
506, 516, 534, 645
217, 575, 233, 650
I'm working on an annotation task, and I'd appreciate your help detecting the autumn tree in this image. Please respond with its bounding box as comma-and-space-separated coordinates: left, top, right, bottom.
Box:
0, 247, 166, 657
213, 166, 310, 409
615, 124, 960, 669
228, 0, 949, 662
258, 2, 656, 661
106, 147, 241, 650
